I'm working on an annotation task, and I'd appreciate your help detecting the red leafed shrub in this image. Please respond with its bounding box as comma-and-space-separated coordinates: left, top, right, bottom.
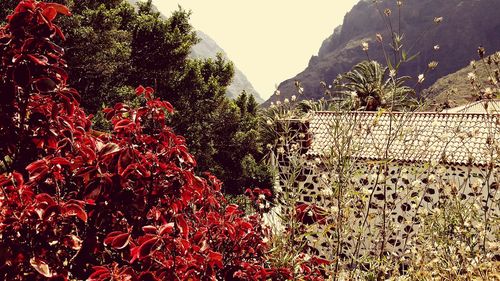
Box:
0, 1, 293, 280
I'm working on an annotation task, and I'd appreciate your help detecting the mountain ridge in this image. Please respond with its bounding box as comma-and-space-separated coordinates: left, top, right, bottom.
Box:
265, 0, 500, 107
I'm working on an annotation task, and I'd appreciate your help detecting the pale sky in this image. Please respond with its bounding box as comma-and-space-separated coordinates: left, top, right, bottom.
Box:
153, 1, 360, 100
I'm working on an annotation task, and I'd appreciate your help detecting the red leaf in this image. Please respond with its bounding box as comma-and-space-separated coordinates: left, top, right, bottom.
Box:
225, 204, 240, 217
111, 233, 130, 250
42, 7, 57, 21
88, 266, 110, 281
47, 3, 71, 16
50, 157, 71, 166
27, 54, 48, 66
135, 86, 145, 96
53, 25, 66, 41
12, 172, 24, 186
144, 87, 154, 99
208, 250, 223, 269
158, 222, 175, 236
104, 231, 124, 246
98, 142, 120, 157
176, 215, 189, 238
62, 203, 87, 222
35, 193, 56, 206
137, 237, 159, 259
142, 225, 157, 234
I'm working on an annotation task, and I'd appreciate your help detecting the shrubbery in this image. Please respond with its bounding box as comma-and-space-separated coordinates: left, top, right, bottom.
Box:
0, 2, 300, 280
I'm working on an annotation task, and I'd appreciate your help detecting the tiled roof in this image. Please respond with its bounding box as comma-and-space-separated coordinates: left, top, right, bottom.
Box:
308, 111, 500, 165
442, 100, 500, 114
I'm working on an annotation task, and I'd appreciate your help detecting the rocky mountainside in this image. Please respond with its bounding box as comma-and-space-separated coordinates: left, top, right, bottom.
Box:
191, 31, 263, 103
423, 51, 500, 111
265, 0, 500, 106
129, 0, 263, 103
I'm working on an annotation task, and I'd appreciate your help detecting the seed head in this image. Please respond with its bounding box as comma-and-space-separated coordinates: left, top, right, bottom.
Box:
428, 61, 439, 70
417, 74, 425, 83
362, 42, 369, 51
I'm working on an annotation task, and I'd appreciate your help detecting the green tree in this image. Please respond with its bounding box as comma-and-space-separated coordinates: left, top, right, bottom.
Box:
218, 91, 271, 194
336, 60, 415, 111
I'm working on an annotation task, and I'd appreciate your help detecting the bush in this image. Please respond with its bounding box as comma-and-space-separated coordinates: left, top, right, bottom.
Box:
0, 1, 290, 280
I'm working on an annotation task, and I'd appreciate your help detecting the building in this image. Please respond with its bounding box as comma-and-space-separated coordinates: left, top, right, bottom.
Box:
274, 108, 500, 260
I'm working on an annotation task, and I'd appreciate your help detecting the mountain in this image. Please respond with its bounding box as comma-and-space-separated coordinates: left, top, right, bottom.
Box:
265, 0, 500, 106
128, 0, 263, 103
190, 31, 264, 103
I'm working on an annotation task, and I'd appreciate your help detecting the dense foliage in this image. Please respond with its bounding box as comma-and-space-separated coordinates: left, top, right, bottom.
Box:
0, 0, 271, 195
0, 2, 285, 279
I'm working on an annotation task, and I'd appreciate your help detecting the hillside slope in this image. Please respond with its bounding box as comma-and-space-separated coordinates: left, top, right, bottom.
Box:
191, 31, 263, 103
129, 0, 263, 102
423, 52, 499, 111
265, 0, 500, 106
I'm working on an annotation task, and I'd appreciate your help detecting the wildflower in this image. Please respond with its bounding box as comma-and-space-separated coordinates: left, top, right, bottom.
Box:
376, 33, 383, 42
485, 87, 493, 96
418, 74, 425, 83
258, 194, 266, 200
397, 1, 403, 7
307, 210, 313, 217
434, 45, 440, 50
258, 203, 265, 209
298, 133, 305, 138
284, 98, 289, 104
389, 69, 396, 78
276, 100, 281, 106
303, 254, 311, 262
428, 61, 438, 70
351, 91, 358, 99
314, 157, 321, 164
411, 179, 423, 188
467, 72, 476, 81
277, 147, 285, 154
433, 17, 443, 24
471, 178, 483, 190
362, 42, 369, 51
291, 95, 297, 101
298, 86, 304, 95
266, 143, 273, 150
384, 8, 392, 17
274, 89, 280, 96
428, 174, 436, 183
266, 120, 273, 126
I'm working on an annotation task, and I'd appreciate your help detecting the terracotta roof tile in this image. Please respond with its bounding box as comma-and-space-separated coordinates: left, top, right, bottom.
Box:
308, 111, 500, 165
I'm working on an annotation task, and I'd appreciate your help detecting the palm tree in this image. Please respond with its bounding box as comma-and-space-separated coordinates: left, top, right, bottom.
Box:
336, 60, 415, 111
